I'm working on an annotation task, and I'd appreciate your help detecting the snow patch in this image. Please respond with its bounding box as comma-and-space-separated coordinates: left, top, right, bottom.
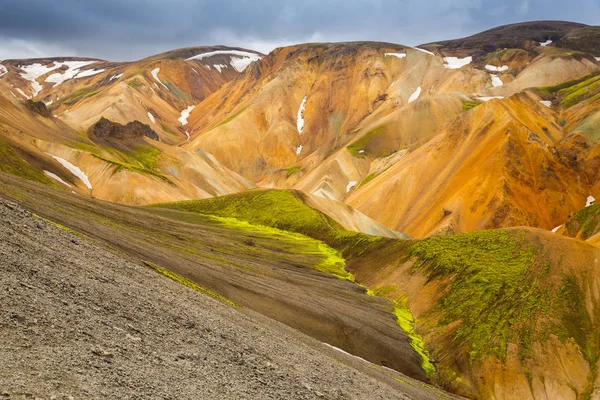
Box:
539, 100, 552, 108
10, 91, 16, 98
358, 150, 365, 154
297, 96, 307, 134
19, 63, 62, 97
43, 171, 72, 187
384, 53, 407, 60
409, 46, 434, 56
539, 40, 552, 47
595, 57, 600, 62
408, 86, 422, 103
485, 64, 509, 72
147, 112, 156, 124
296, 145, 303, 155
151, 68, 168, 89
212, 64, 227, 73
443, 56, 472, 69
0, 64, 7, 77
490, 74, 503, 87
75, 68, 105, 78
45, 61, 97, 86
178, 105, 195, 125
476, 96, 505, 101
346, 181, 358, 193
45, 153, 92, 190
16, 88, 30, 99
184, 131, 190, 141
109, 73, 124, 82
587, 195, 595, 207
186, 50, 262, 72
551, 225, 562, 233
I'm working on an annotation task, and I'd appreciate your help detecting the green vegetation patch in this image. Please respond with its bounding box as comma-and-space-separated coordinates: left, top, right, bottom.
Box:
0, 137, 53, 185
347, 126, 386, 157
127, 78, 143, 90
539, 72, 600, 98
285, 165, 302, 178
462, 101, 480, 112
565, 203, 600, 239
64, 88, 100, 106
409, 229, 551, 364
358, 173, 377, 188
394, 306, 436, 379
557, 75, 600, 108
144, 261, 238, 307
215, 107, 248, 128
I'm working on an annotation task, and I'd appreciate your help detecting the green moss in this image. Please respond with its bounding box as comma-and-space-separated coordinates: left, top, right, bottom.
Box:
556, 274, 599, 398
0, 138, 53, 185
347, 126, 386, 157
285, 166, 302, 177
127, 78, 143, 90
394, 306, 436, 379
358, 173, 377, 188
462, 101, 480, 112
144, 261, 239, 307
215, 107, 248, 128
409, 230, 550, 363
565, 203, 600, 239
539, 72, 600, 97
557, 75, 600, 108
64, 88, 100, 105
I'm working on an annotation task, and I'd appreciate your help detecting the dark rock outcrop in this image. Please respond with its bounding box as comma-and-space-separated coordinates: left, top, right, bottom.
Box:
24, 100, 51, 118
88, 117, 159, 141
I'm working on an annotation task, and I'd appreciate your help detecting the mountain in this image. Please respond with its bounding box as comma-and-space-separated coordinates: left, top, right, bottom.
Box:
3, 20, 600, 400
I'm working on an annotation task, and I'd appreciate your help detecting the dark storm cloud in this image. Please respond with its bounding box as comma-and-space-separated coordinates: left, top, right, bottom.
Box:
0, 0, 598, 61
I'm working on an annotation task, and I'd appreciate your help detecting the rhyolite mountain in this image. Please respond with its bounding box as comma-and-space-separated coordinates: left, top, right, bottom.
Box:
2, 20, 600, 400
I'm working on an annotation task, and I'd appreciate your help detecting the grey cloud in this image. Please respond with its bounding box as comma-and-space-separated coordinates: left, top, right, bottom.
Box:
0, 0, 598, 61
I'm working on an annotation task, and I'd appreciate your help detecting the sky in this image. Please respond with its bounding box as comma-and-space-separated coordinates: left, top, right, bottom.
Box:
0, 0, 598, 61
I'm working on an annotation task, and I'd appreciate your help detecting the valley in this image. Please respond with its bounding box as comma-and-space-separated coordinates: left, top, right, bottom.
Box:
2, 19, 600, 399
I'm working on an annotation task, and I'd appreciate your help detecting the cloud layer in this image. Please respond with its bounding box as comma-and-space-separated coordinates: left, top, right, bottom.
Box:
0, 0, 598, 61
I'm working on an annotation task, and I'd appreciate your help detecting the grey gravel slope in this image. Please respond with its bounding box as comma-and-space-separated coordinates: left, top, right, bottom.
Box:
0, 199, 455, 400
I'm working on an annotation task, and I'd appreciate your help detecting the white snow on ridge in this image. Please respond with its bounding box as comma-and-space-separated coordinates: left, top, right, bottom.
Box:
19, 63, 62, 97
297, 96, 307, 134
109, 73, 124, 82
186, 50, 262, 72
212, 64, 227, 73
443, 56, 472, 69
178, 105, 195, 125
0, 64, 7, 77
346, 181, 358, 193
385, 53, 407, 60
75, 68, 105, 79
587, 195, 596, 207
485, 64, 509, 72
409, 46, 435, 56
45, 153, 92, 190
539, 40, 553, 47
296, 145, 303, 155
551, 225, 562, 233
476, 96, 504, 102
147, 112, 156, 124
490, 74, 503, 87
151, 68, 168, 89
16, 88, 30, 99
45, 61, 97, 86
408, 86, 422, 103
540, 100, 552, 108
43, 171, 72, 187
